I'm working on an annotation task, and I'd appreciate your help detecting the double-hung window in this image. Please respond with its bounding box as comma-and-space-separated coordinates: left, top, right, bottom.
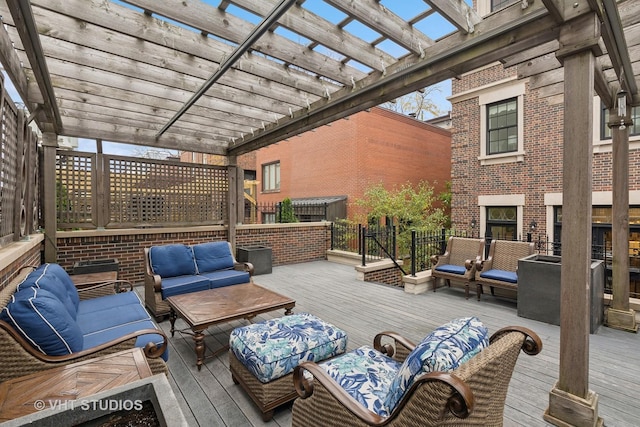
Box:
487, 98, 518, 155
262, 162, 280, 192
600, 105, 640, 139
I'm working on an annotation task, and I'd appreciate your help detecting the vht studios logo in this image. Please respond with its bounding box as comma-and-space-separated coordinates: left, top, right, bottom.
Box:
34, 399, 144, 411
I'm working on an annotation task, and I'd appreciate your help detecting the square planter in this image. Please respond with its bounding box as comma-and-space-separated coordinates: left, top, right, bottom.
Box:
517, 254, 604, 333
237, 246, 272, 275
73, 258, 119, 275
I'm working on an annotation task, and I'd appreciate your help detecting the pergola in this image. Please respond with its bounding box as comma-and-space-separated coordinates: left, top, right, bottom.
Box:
0, 0, 638, 425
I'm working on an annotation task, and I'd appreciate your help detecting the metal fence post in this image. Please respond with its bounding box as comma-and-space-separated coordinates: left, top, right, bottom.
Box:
411, 230, 416, 277
330, 222, 334, 250
361, 226, 367, 266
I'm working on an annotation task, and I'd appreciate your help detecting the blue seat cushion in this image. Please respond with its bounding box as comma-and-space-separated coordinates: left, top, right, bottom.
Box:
434, 264, 466, 275
77, 291, 143, 316
200, 269, 250, 288
17, 265, 78, 320
0, 287, 83, 355
383, 316, 488, 414
479, 269, 518, 283
77, 297, 153, 336
230, 313, 348, 383
160, 275, 210, 299
193, 241, 235, 273
319, 346, 401, 417
82, 319, 168, 361
149, 244, 197, 278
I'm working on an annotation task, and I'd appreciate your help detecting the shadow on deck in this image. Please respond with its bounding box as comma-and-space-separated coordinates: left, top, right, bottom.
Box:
152, 260, 640, 427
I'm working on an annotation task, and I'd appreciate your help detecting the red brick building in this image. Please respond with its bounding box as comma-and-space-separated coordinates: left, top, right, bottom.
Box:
255, 107, 451, 221
451, 1, 640, 258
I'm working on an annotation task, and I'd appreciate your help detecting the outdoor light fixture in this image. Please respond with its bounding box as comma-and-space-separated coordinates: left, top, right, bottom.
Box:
529, 220, 537, 232
618, 88, 627, 130
470, 218, 477, 229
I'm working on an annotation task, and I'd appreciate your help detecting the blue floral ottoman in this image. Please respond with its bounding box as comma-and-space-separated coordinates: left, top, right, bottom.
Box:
229, 312, 348, 421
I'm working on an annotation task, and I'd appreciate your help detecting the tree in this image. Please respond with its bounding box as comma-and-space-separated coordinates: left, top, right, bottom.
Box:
353, 181, 447, 257
380, 85, 443, 120
278, 198, 298, 223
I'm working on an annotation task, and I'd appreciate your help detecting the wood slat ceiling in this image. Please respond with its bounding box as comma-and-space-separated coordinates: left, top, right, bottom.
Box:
0, 0, 637, 156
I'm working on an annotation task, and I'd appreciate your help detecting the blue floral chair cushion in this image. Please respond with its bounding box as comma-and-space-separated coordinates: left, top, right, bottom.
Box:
318, 346, 402, 417
383, 316, 488, 413
230, 313, 347, 383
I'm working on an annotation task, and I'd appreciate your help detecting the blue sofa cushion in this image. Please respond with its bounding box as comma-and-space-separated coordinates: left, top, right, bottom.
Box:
200, 269, 250, 288
17, 266, 77, 320
149, 244, 197, 278
383, 316, 488, 414
319, 346, 401, 417
76, 291, 142, 316
37, 264, 80, 311
193, 241, 235, 273
434, 264, 466, 275
77, 297, 153, 336
82, 319, 168, 361
230, 313, 348, 383
0, 287, 83, 355
160, 275, 210, 299
479, 269, 518, 283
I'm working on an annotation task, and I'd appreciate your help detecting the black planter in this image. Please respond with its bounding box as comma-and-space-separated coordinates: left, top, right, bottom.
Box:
517, 254, 604, 333
237, 246, 272, 275
72, 258, 119, 275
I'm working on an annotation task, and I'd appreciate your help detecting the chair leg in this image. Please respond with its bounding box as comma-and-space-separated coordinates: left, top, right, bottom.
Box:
433, 277, 438, 292
477, 284, 482, 301
446, 279, 451, 288
464, 283, 469, 299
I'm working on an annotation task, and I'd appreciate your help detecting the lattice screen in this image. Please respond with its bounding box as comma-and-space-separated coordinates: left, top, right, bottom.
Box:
0, 95, 18, 244
56, 153, 95, 228
107, 156, 228, 226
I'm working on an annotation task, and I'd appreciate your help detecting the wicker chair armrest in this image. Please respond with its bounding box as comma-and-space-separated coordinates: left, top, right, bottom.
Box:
372, 331, 416, 361
294, 362, 385, 426
476, 257, 492, 272
490, 326, 543, 356
234, 261, 255, 277
430, 254, 439, 266
399, 372, 475, 419
0, 320, 168, 362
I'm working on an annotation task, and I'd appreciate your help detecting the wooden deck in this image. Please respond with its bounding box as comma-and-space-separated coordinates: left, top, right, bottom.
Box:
151, 261, 640, 427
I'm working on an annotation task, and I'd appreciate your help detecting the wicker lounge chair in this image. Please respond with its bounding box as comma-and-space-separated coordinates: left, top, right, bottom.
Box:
430, 236, 484, 299
291, 322, 542, 427
475, 240, 535, 301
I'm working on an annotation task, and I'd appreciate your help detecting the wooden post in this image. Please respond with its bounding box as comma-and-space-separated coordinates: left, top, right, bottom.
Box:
544, 12, 603, 427
95, 139, 106, 229
42, 132, 58, 263
606, 105, 638, 332
227, 156, 238, 250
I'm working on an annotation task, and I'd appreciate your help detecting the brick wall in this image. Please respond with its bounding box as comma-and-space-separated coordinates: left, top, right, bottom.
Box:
362, 267, 403, 287
0, 238, 43, 290
55, 223, 331, 283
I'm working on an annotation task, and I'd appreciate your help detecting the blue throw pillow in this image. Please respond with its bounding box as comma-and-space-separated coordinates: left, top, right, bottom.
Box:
17, 265, 78, 319
0, 287, 83, 355
383, 316, 488, 414
149, 244, 197, 278
192, 241, 234, 273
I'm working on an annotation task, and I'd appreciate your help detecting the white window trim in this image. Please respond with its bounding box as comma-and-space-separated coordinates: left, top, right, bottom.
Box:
477, 194, 525, 237
592, 96, 640, 154
478, 81, 526, 165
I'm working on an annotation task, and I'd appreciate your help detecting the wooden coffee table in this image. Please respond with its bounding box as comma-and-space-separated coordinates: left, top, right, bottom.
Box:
166, 283, 295, 370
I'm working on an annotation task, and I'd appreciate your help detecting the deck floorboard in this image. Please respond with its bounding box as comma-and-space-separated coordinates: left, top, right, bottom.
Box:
147, 260, 640, 426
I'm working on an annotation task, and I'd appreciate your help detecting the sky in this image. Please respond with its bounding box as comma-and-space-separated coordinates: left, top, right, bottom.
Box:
4, 0, 458, 156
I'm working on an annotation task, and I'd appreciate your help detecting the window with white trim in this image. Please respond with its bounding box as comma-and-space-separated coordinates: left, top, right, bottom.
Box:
600, 105, 640, 139
262, 162, 280, 192
487, 97, 518, 155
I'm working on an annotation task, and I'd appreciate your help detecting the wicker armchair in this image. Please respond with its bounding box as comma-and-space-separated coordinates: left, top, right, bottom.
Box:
292, 326, 542, 427
475, 240, 535, 301
430, 237, 485, 299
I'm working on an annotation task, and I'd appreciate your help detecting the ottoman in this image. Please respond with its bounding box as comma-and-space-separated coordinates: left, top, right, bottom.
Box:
229, 312, 348, 421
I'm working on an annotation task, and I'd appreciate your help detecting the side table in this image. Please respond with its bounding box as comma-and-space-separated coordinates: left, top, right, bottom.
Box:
0, 348, 152, 422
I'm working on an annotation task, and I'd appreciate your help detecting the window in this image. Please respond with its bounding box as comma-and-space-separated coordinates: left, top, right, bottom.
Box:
262, 162, 280, 192
487, 98, 518, 155
600, 105, 640, 139
485, 206, 517, 240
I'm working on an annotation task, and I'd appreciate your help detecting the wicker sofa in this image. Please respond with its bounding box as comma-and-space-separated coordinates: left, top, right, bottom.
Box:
292, 317, 542, 427
475, 240, 535, 301
0, 264, 168, 382
143, 241, 254, 319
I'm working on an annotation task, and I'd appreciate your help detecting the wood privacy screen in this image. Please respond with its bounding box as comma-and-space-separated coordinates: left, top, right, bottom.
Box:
0, 78, 39, 247
56, 151, 228, 229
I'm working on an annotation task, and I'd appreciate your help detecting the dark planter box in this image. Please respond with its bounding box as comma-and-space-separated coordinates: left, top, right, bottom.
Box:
517, 254, 604, 333
237, 246, 272, 275
72, 259, 119, 275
